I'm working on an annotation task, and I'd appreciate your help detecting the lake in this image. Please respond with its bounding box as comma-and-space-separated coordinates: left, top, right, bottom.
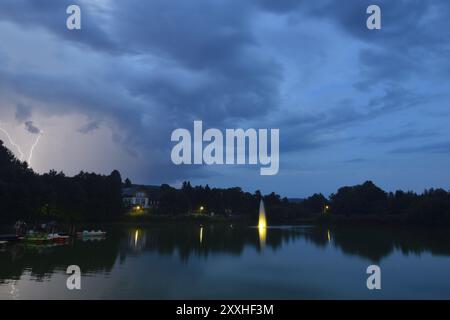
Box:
1, 224, 450, 299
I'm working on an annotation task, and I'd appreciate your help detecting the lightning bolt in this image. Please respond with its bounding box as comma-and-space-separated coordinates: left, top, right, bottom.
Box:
28, 131, 43, 166
0, 121, 44, 167
0, 122, 25, 161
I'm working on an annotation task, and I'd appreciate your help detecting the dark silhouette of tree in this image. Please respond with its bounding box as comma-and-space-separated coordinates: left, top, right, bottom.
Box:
330, 181, 388, 216
302, 193, 329, 214
1, 141, 450, 225
124, 178, 132, 188
0, 140, 124, 223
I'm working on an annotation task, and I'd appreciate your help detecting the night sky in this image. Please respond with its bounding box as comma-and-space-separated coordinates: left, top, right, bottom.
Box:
0, 0, 449, 197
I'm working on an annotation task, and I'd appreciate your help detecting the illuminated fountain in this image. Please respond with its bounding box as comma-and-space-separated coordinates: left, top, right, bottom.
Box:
258, 199, 267, 248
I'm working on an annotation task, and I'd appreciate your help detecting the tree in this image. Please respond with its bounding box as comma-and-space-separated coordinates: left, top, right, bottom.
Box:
330, 181, 387, 216
124, 178, 132, 188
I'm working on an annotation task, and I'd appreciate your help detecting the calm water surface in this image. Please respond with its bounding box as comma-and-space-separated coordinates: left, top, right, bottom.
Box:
1, 224, 450, 299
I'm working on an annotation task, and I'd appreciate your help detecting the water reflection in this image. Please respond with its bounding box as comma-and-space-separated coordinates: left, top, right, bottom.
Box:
129, 229, 146, 253
199, 226, 203, 245
10, 280, 19, 300
134, 230, 139, 246
1, 224, 450, 284
258, 226, 267, 249
0, 236, 118, 284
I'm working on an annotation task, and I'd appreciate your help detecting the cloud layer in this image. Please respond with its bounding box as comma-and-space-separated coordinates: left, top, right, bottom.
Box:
0, 0, 449, 196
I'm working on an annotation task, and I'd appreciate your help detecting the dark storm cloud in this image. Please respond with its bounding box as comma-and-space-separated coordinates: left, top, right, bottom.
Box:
249, 1, 449, 156
319, 0, 450, 87
256, 0, 450, 89
2, 0, 443, 124
15, 103, 32, 122
109, 0, 283, 124
0, 0, 117, 52
300, 0, 449, 49
0, 1, 283, 156
355, 49, 419, 91
24, 120, 40, 134
278, 85, 425, 153
78, 120, 100, 134
113, 1, 253, 66
0, 0, 449, 189
2, 0, 284, 121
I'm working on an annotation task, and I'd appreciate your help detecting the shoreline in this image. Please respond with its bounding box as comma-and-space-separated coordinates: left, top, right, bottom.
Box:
2, 214, 449, 230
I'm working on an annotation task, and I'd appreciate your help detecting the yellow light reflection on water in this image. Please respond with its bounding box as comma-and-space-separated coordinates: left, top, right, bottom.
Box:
134, 229, 139, 246
200, 226, 204, 245
258, 215, 267, 230
258, 225, 266, 248
327, 229, 331, 243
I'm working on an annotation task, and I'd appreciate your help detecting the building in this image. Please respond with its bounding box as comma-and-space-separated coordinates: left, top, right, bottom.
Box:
122, 186, 160, 209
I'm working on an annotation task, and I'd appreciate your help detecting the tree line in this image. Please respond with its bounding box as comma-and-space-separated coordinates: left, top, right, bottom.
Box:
1, 140, 450, 225
0, 140, 123, 223
149, 181, 450, 225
